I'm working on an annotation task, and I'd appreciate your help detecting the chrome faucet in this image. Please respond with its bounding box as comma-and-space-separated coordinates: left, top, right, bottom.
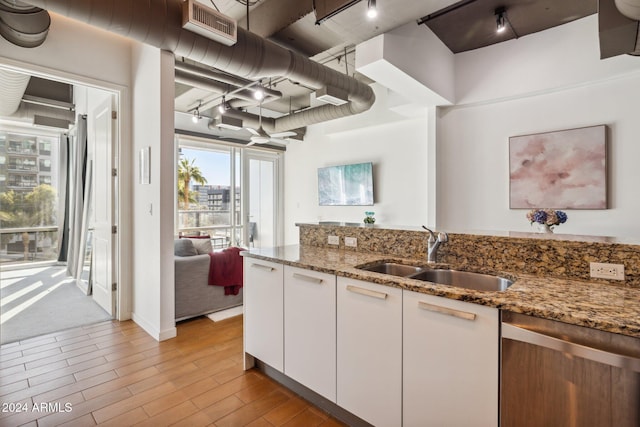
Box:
422, 225, 448, 263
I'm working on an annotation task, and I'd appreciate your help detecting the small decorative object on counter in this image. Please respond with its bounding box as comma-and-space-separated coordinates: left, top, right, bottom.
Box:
364, 211, 376, 225
526, 209, 567, 233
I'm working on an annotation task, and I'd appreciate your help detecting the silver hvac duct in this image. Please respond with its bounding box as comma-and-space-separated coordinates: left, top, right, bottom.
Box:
0, 68, 31, 116
0, 0, 50, 47
23, 0, 375, 133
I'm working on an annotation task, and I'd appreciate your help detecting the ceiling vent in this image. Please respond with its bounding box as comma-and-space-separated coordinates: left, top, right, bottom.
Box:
213, 115, 243, 130
315, 85, 349, 106
182, 0, 237, 46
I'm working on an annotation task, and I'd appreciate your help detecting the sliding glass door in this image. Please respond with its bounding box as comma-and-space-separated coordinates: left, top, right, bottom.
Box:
244, 151, 282, 249
175, 136, 282, 249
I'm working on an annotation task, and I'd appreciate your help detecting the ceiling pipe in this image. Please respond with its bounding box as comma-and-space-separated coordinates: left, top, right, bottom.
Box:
0, 0, 50, 48
175, 70, 280, 109
22, 0, 375, 133
0, 68, 31, 116
615, 0, 640, 20
175, 61, 282, 100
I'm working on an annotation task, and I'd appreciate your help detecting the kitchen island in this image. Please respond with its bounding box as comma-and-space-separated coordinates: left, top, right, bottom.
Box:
242, 243, 640, 338
241, 223, 640, 427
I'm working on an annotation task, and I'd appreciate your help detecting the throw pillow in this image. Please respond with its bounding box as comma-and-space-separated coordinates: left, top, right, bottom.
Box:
191, 238, 212, 255
174, 239, 197, 257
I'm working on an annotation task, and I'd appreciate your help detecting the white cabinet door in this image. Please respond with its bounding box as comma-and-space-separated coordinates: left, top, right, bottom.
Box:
403, 290, 499, 427
337, 277, 402, 427
284, 266, 336, 401
243, 259, 284, 372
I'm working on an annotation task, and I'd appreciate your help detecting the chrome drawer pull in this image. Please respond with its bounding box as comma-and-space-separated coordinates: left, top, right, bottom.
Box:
418, 301, 476, 321
346, 285, 387, 300
292, 273, 323, 284
251, 263, 274, 272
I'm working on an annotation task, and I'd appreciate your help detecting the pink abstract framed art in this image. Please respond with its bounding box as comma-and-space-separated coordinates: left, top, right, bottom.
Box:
509, 125, 608, 209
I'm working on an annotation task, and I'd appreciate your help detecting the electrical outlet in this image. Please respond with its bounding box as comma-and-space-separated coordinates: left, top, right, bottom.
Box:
590, 262, 625, 280
345, 237, 357, 248
328, 235, 339, 245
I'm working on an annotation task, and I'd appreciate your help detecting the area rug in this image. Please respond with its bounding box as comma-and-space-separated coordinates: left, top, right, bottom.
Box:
0, 265, 111, 345
207, 305, 243, 322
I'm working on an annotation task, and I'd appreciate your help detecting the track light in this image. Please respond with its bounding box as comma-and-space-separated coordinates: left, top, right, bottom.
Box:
495, 7, 506, 33
367, 0, 377, 19
253, 84, 264, 101
218, 96, 229, 114
192, 108, 200, 123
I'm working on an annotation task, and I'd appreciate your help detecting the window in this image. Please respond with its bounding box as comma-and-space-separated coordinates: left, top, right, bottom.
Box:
39, 140, 51, 155
39, 158, 51, 172
1, 129, 60, 264
175, 135, 282, 249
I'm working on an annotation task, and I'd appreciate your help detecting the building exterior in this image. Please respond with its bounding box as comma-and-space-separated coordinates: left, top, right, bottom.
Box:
192, 184, 231, 211
0, 130, 58, 196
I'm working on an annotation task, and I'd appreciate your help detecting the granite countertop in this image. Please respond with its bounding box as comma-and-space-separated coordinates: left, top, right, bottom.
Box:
242, 245, 640, 339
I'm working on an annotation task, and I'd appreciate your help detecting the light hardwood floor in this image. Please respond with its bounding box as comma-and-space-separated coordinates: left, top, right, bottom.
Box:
0, 315, 346, 426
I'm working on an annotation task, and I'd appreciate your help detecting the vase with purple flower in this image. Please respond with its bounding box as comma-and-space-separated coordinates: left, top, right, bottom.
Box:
526, 209, 568, 233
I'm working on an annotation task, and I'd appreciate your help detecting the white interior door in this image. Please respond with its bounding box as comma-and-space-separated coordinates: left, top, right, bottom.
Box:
91, 97, 115, 316
244, 151, 281, 249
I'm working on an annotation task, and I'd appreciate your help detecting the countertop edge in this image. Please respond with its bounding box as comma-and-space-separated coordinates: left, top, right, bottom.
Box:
242, 247, 640, 339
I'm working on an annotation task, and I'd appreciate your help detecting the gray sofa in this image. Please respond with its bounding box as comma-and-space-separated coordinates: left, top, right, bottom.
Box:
174, 239, 243, 321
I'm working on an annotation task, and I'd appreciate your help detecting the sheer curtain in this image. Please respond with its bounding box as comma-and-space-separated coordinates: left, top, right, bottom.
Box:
59, 114, 88, 278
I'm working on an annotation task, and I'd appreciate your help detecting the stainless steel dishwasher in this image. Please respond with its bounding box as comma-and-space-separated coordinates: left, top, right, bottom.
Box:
501, 312, 640, 427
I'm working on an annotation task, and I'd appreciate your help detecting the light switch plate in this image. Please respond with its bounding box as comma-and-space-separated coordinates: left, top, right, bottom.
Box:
590, 262, 625, 280
328, 235, 339, 245
345, 237, 357, 248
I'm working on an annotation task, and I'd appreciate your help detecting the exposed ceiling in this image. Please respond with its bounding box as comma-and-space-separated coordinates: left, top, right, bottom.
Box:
421, 0, 598, 53
175, 0, 462, 143
176, 0, 638, 145
1, 0, 633, 141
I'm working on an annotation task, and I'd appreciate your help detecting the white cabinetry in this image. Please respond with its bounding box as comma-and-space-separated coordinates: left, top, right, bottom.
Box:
403, 290, 499, 427
336, 277, 402, 427
243, 258, 284, 372
284, 266, 336, 401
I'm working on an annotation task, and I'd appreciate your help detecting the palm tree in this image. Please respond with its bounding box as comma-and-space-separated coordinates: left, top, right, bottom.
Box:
178, 157, 207, 209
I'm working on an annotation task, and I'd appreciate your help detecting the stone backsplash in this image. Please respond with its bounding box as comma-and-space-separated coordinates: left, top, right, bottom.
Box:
297, 223, 640, 287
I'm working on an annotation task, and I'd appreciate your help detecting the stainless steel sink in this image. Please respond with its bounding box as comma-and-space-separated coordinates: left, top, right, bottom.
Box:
357, 262, 425, 277
409, 269, 513, 292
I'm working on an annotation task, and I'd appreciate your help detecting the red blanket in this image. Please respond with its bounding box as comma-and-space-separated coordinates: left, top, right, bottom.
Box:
208, 247, 245, 295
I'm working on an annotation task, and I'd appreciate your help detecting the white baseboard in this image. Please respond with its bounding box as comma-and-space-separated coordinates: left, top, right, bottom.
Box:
207, 305, 243, 322
132, 312, 176, 341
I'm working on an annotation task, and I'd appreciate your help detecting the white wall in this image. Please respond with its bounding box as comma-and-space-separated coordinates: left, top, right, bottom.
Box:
437, 16, 640, 238
131, 45, 176, 340
0, 14, 131, 88
284, 85, 431, 244
455, 15, 640, 104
